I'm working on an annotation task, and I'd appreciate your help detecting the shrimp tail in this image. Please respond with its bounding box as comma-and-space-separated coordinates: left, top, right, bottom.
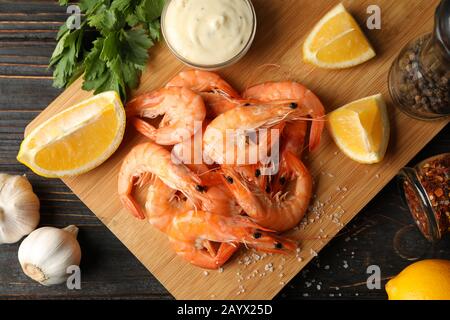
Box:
170, 240, 240, 269
120, 194, 146, 220
131, 117, 157, 140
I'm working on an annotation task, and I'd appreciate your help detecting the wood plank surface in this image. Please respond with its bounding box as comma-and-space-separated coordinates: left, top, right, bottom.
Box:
24, 0, 449, 300
0, 1, 449, 298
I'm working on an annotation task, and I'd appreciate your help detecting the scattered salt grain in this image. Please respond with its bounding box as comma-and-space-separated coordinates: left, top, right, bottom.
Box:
264, 263, 274, 272
203, 271, 209, 276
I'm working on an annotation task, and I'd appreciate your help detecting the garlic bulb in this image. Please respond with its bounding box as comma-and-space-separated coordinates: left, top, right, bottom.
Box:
18, 225, 81, 286
0, 173, 40, 244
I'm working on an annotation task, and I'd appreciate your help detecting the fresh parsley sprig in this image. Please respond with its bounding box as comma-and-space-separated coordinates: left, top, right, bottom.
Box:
50, 0, 165, 100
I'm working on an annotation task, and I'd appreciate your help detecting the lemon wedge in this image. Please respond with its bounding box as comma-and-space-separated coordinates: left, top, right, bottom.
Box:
17, 91, 126, 178
303, 3, 376, 68
327, 94, 389, 164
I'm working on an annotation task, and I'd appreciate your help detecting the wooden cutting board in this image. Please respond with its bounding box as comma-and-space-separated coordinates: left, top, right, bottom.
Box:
25, 0, 448, 299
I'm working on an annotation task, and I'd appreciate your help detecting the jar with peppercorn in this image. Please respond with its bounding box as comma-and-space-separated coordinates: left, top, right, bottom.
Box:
388, 0, 450, 120
398, 153, 450, 243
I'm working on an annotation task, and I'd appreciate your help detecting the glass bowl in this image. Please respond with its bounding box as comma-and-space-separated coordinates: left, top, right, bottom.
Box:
161, 0, 257, 70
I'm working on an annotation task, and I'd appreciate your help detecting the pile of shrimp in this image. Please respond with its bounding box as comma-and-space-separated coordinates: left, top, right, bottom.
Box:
118, 70, 326, 269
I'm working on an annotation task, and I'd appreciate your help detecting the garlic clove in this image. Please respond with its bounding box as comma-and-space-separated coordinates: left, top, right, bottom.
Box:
18, 225, 81, 286
0, 174, 40, 244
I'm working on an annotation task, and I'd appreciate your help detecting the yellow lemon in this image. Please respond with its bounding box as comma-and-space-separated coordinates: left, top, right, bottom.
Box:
303, 3, 376, 68
386, 259, 450, 300
327, 94, 389, 164
17, 91, 126, 178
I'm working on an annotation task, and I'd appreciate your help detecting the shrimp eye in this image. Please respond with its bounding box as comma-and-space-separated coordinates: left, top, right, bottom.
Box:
289, 102, 298, 109
265, 186, 271, 194
255, 169, 261, 177
225, 176, 234, 184
253, 232, 262, 239
279, 176, 286, 185
244, 103, 251, 106
196, 185, 207, 193
275, 242, 283, 249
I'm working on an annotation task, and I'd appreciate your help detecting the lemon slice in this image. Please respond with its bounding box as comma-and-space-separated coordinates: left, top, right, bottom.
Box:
303, 3, 376, 68
327, 94, 389, 164
17, 91, 126, 178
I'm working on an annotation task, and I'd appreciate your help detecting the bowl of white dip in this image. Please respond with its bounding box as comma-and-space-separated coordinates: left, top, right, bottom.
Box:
161, 0, 257, 69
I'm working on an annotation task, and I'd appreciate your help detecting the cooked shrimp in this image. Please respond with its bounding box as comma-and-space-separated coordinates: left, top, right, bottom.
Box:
127, 87, 206, 145
203, 101, 312, 165
222, 151, 313, 232
145, 176, 241, 269
145, 176, 191, 231
200, 92, 241, 118
243, 81, 325, 151
271, 121, 308, 193
118, 142, 205, 220
167, 210, 296, 269
166, 70, 240, 98
170, 239, 239, 270
146, 176, 239, 227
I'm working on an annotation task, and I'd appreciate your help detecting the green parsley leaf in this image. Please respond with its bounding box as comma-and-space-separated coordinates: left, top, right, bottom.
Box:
51, 0, 165, 100
50, 29, 84, 88
121, 28, 152, 67
148, 19, 161, 42
87, 5, 118, 34
136, 0, 165, 22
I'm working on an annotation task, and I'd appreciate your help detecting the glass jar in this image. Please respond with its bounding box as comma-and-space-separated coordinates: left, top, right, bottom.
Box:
161, 0, 257, 70
397, 153, 450, 243
388, 0, 450, 120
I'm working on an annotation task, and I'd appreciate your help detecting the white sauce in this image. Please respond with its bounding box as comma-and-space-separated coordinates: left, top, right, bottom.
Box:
163, 0, 254, 66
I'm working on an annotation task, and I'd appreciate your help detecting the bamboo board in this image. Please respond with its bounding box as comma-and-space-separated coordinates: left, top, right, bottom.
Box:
26, 0, 448, 299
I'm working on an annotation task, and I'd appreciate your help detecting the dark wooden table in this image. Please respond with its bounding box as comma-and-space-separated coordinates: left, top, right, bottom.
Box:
0, 1, 449, 300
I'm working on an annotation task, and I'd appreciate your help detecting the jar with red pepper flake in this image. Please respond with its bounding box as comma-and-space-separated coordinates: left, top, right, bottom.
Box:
398, 153, 450, 242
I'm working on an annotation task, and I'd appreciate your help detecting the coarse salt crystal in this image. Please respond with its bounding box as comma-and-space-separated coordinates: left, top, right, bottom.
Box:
264, 263, 274, 272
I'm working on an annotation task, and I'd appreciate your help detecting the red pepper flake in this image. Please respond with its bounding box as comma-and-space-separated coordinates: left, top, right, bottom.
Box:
417, 154, 449, 238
